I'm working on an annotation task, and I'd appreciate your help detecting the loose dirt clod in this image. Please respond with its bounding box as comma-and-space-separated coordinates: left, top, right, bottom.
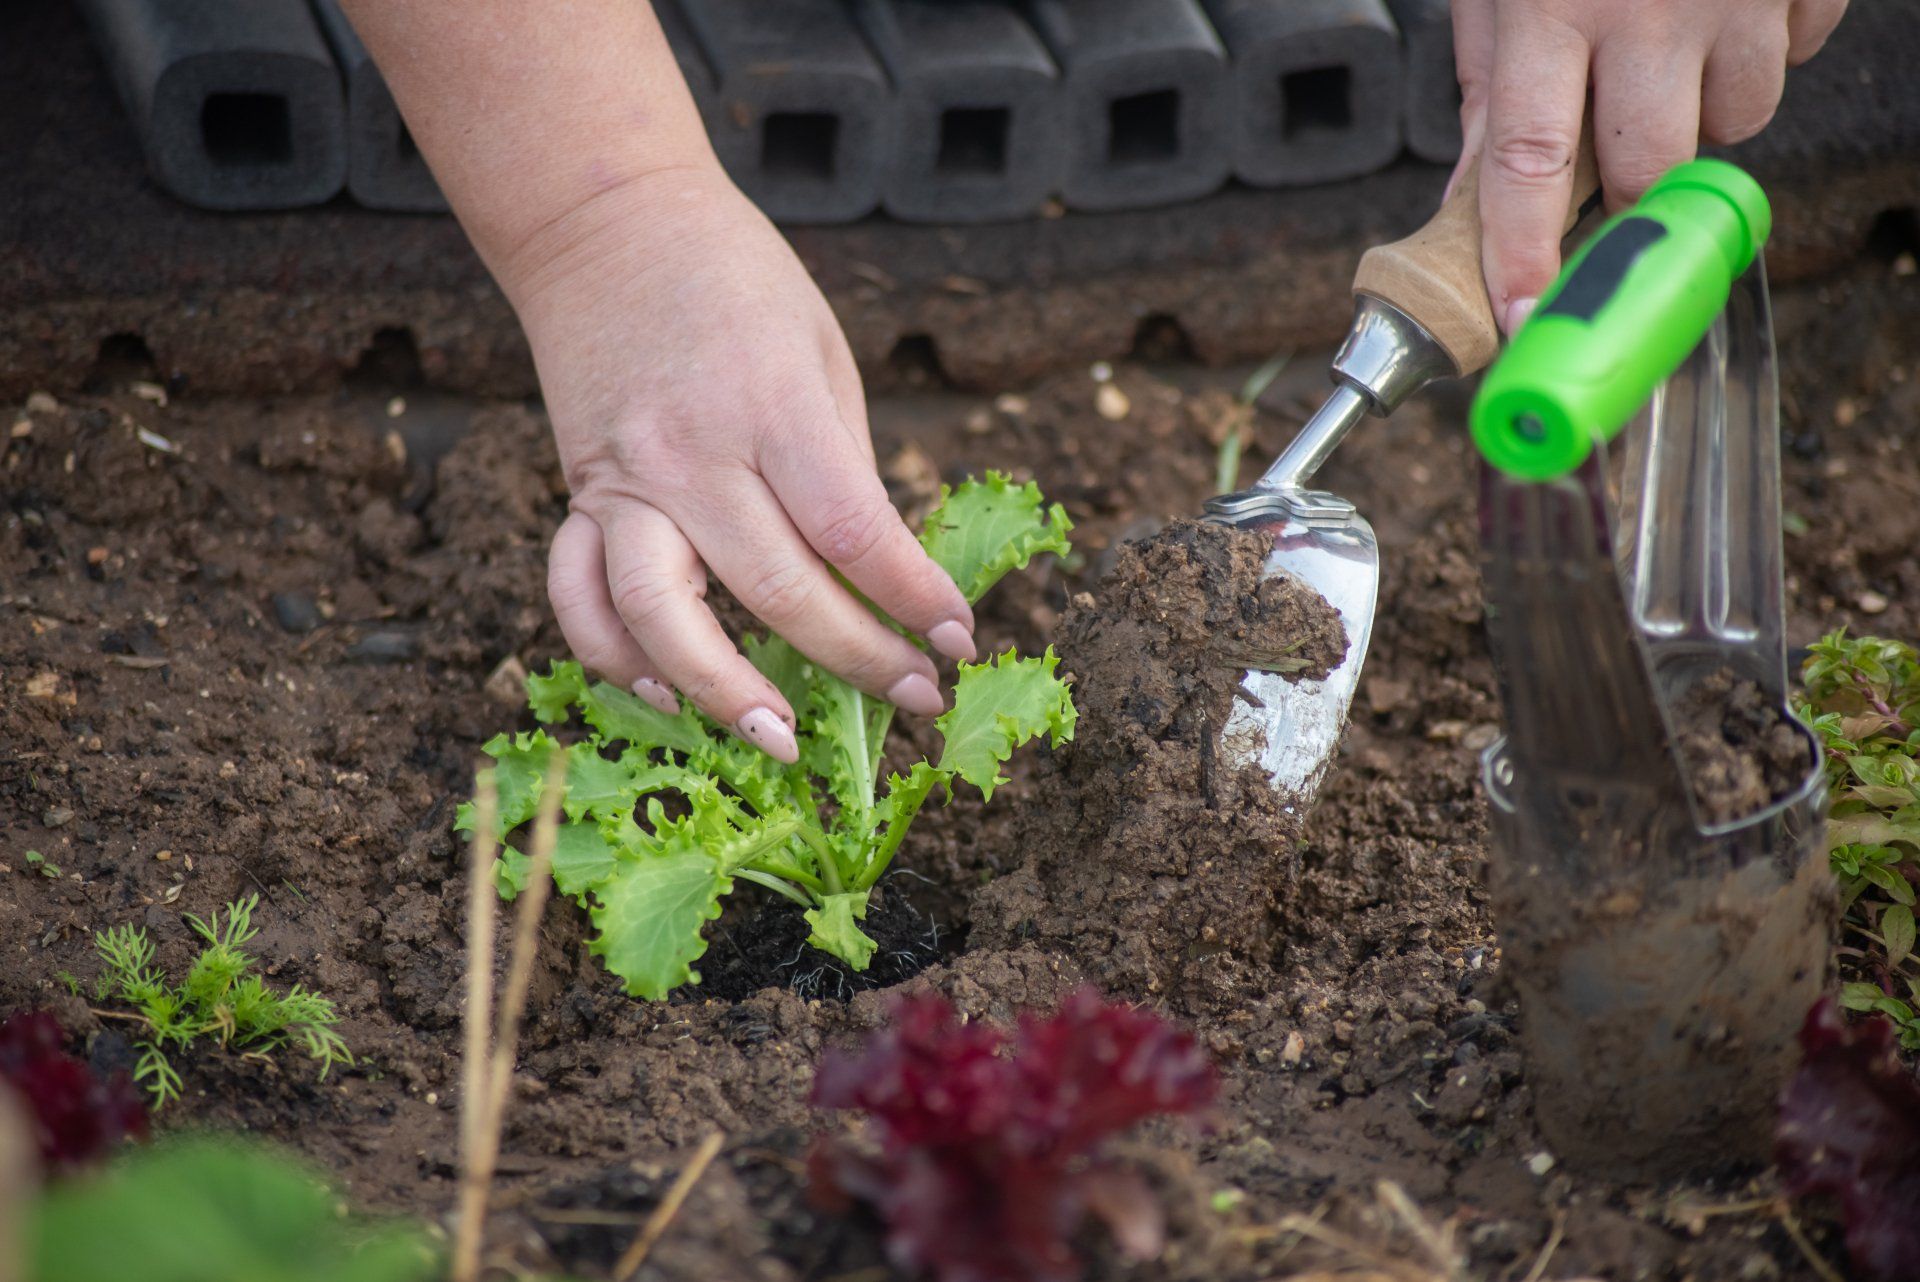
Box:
1670, 667, 1812, 825
972, 519, 1346, 1011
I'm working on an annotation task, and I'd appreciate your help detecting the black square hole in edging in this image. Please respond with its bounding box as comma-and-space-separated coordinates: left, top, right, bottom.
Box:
201, 93, 294, 166
936, 106, 1010, 175
761, 112, 839, 180
1107, 88, 1180, 164
1281, 66, 1353, 140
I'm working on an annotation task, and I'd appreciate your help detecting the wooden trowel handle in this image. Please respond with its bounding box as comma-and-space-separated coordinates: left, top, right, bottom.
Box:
1353, 129, 1600, 379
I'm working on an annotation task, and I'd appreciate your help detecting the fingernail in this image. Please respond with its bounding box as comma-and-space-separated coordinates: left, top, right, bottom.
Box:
886, 672, 946, 718
1504, 297, 1537, 337
736, 707, 799, 764
632, 677, 680, 716
926, 619, 977, 663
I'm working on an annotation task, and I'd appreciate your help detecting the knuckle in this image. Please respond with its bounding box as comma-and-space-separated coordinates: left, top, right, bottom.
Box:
608, 569, 676, 634
743, 560, 818, 626
1488, 130, 1579, 183
808, 493, 894, 567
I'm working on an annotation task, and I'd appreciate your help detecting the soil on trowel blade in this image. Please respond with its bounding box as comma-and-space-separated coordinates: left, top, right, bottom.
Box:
971, 519, 1347, 1011
1671, 667, 1814, 825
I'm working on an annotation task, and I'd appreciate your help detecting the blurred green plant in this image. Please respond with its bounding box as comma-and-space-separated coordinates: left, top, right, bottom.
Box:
28, 1137, 436, 1282
1798, 630, 1920, 1049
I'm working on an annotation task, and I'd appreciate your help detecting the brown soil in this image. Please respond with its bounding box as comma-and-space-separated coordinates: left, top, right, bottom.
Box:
1671, 668, 1818, 826
972, 519, 1347, 1011
4, 259, 1916, 1281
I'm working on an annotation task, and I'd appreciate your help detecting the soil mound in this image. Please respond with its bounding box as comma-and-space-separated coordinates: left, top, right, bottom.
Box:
971, 519, 1346, 1011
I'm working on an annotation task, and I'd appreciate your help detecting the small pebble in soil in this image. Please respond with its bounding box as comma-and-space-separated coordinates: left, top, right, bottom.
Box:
346, 630, 417, 663
271, 592, 321, 634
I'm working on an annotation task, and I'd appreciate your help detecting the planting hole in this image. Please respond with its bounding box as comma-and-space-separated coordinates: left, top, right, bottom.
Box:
1280, 66, 1352, 140
886, 334, 948, 390
1130, 313, 1195, 362
1108, 88, 1180, 165
85, 333, 158, 392
347, 326, 424, 391
937, 107, 1010, 175
761, 112, 839, 181
201, 93, 293, 166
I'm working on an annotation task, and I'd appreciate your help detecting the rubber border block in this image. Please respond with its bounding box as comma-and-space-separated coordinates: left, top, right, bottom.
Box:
77, 0, 347, 210
310, 0, 445, 212
1025, 0, 1232, 212
851, 0, 1062, 223
1387, 0, 1460, 163
1203, 0, 1404, 187
675, 0, 892, 225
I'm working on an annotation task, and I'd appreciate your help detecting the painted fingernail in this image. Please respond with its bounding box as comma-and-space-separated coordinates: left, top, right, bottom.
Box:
736, 707, 799, 764
1504, 296, 1537, 337
632, 677, 680, 716
926, 619, 977, 663
886, 672, 946, 718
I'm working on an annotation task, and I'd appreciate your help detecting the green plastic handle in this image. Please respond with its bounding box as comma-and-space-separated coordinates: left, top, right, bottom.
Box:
1470, 158, 1771, 480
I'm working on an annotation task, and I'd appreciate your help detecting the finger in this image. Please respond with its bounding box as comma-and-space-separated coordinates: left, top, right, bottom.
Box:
1787, 0, 1847, 64
758, 395, 976, 660
1700, 23, 1788, 146
1444, 0, 1494, 201
670, 475, 951, 719
597, 500, 802, 763
548, 511, 678, 713
1479, 5, 1593, 334
1591, 32, 1706, 208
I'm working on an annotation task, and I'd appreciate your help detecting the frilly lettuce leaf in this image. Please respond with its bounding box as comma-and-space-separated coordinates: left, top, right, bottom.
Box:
919, 471, 1072, 605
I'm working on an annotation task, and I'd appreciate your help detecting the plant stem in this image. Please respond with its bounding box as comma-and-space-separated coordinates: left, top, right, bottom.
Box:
856, 771, 939, 892
1855, 673, 1914, 738
745, 858, 826, 896
735, 869, 814, 908
791, 824, 846, 895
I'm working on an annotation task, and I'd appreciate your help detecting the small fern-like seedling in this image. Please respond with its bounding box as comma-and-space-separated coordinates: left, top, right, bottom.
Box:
92, 895, 350, 1107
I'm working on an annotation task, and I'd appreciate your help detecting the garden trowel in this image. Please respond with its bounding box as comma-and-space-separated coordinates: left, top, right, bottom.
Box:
1206, 139, 1598, 802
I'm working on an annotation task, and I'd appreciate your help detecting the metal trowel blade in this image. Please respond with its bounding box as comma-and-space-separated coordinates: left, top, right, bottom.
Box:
1203, 488, 1379, 803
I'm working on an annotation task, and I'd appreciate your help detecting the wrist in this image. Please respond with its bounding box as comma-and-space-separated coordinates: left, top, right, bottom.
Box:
487, 152, 741, 312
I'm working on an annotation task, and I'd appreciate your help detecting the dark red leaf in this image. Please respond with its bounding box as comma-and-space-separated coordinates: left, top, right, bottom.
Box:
808, 987, 1216, 1282
1776, 997, 1920, 1281
0, 1010, 148, 1173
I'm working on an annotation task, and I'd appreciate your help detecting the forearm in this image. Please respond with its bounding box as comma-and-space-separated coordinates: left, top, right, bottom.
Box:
337, 0, 718, 296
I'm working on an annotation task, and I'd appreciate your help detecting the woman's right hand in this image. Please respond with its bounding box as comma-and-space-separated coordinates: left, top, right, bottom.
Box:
501, 164, 976, 764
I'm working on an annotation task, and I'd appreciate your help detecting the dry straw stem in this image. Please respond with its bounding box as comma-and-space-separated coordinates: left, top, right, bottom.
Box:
611, 1129, 727, 1282
451, 753, 563, 1282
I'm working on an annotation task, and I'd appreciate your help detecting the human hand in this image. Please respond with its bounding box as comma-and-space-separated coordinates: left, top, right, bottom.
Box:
1448, 0, 1847, 335
503, 166, 976, 763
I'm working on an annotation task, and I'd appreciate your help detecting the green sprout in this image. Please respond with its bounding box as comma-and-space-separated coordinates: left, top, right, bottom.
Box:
92, 895, 350, 1107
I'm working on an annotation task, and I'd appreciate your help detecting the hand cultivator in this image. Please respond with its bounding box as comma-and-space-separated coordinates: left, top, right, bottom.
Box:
1472, 160, 1832, 1178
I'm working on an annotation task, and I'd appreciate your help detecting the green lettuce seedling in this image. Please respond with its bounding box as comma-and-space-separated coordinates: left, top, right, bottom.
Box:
461, 474, 1076, 999
1798, 630, 1920, 1049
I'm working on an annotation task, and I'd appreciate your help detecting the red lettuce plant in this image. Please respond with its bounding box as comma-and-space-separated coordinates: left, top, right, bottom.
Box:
0, 1010, 147, 1173
1776, 997, 1920, 1281
809, 987, 1217, 1282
